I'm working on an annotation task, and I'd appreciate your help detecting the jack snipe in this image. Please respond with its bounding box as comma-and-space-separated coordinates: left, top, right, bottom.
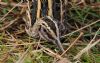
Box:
24, 0, 65, 52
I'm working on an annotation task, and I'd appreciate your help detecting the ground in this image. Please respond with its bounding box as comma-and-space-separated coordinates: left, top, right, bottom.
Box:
0, 0, 100, 63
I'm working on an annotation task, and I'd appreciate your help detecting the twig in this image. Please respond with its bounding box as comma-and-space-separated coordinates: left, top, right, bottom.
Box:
40, 44, 72, 63
60, 0, 63, 24
39, 44, 63, 59
0, 5, 26, 31
0, 1, 23, 22
74, 28, 100, 59
0, 17, 19, 31
61, 32, 84, 56
74, 39, 100, 59
88, 28, 100, 45
48, 0, 53, 17
0, 2, 28, 7
61, 19, 100, 38
37, 0, 41, 19
16, 45, 31, 63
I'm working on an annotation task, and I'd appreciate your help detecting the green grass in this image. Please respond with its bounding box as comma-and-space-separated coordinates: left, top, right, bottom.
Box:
0, 0, 100, 63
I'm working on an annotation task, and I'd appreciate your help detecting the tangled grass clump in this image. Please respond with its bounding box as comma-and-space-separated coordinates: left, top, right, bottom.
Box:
0, 0, 100, 63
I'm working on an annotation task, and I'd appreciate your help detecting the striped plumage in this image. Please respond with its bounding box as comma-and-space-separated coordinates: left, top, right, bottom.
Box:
26, 0, 65, 52
38, 16, 64, 52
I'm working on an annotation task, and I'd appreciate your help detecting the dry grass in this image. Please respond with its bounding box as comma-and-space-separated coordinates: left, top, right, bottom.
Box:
0, 0, 100, 63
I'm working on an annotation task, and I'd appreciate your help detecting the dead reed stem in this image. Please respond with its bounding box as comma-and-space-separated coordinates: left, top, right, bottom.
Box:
37, 0, 41, 19
48, 0, 53, 17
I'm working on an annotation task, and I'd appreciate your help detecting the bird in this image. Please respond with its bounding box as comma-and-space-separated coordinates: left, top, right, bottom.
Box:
25, 16, 64, 52
38, 16, 64, 52
25, 0, 64, 52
